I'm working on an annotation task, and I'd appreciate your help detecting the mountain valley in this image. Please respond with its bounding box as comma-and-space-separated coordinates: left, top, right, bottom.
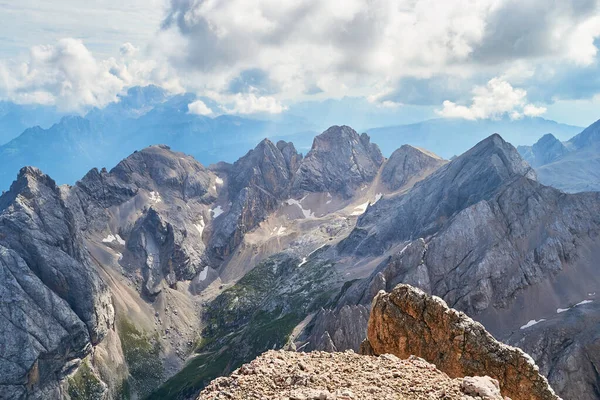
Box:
2, 123, 600, 400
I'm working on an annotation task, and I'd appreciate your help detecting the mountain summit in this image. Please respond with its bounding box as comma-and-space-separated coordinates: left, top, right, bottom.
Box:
292, 125, 384, 198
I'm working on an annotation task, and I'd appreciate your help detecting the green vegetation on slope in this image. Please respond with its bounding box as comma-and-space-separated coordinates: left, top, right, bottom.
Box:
148, 250, 340, 400
67, 359, 105, 400
118, 318, 165, 399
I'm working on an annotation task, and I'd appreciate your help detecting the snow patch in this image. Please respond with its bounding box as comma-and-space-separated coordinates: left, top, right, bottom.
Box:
102, 235, 117, 243
520, 319, 546, 330
374, 193, 383, 204
195, 217, 206, 236
277, 226, 287, 236
351, 201, 370, 216
556, 299, 594, 314
198, 266, 209, 281
115, 234, 126, 246
215, 177, 224, 185
103, 234, 126, 246
286, 198, 314, 218
211, 206, 224, 218
149, 191, 162, 203
298, 257, 307, 267
326, 192, 333, 205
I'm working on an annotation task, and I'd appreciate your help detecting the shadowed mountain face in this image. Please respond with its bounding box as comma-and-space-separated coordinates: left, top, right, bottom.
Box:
1, 126, 599, 400
520, 118, 600, 192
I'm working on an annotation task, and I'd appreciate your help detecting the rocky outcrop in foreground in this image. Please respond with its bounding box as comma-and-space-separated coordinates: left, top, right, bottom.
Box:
363, 284, 558, 400
198, 350, 505, 400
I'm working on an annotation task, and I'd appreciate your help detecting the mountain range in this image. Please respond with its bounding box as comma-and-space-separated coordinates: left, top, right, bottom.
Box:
518, 119, 600, 192
0, 85, 585, 193
1, 123, 600, 400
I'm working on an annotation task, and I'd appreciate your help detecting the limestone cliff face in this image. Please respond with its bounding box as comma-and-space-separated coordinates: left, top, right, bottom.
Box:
209, 138, 300, 258
0, 167, 115, 399
292, 126, 384, 198
363, 284, 559, 400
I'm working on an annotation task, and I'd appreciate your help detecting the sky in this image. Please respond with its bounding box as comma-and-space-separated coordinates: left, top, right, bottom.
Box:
1, 0, 600, 126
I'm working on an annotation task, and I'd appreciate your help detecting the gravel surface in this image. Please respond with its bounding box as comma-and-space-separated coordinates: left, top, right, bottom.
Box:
198, 350, 505, 400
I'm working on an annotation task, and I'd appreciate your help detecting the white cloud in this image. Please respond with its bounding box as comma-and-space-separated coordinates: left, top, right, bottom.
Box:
0, 38, 181, 112
188, 100, 213, 115
2, 1, 600, 114
523, 104, 547, 117
161, 0, 600, 104
437, 78, 546, 120
120, 42, 140, 57
219, 93, 287, 115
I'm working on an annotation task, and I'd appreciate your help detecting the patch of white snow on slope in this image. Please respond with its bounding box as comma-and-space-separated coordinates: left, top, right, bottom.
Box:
211, 206, 224, 218
149, 191, 162, 203
195, 217, 206, 236
198, 266, 209, 281
350, 201, 369, 216
520, 319, 546, 330
286, 198, 314, 218
103, 234, 126, 245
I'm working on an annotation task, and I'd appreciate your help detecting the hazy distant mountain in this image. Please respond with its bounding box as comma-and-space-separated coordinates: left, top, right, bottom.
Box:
522, 119, 600, 192
366, 117, 582, 158
0, 101, 66, 145
0, 85, 585, 193
0, 86, 317, 190
517, 133, 570, 167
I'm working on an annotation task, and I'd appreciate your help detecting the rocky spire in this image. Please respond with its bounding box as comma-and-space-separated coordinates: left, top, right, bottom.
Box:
363, 284, 559, 400
292, 126, 384, 198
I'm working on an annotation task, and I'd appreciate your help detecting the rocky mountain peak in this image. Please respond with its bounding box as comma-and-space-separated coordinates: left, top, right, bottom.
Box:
107, 144, 214, 201
462, 133, 536, 180
199, 350, 507, 400
292, 125, 384, 198
570, 117, 600, 149
519, 134, 569, 167
0, 166, 59, 212
339, 134, 537, 256
363, 284, 559, 400
229, 138, 296, 197
210, 138, 300, 258
276, 140, 302, 173
381, 144, 446, 191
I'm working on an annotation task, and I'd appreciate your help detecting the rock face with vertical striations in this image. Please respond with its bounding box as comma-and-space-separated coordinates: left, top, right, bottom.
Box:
0, 167, 115, 399
209, 138, 301, 258
292, 126, 384, 198
363, 284, 559, 400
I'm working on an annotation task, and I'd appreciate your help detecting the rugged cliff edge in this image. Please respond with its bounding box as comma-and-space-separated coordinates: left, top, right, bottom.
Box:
198, 351, 506, 400
197, 284, 557, 400
363, 284, 558, 400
